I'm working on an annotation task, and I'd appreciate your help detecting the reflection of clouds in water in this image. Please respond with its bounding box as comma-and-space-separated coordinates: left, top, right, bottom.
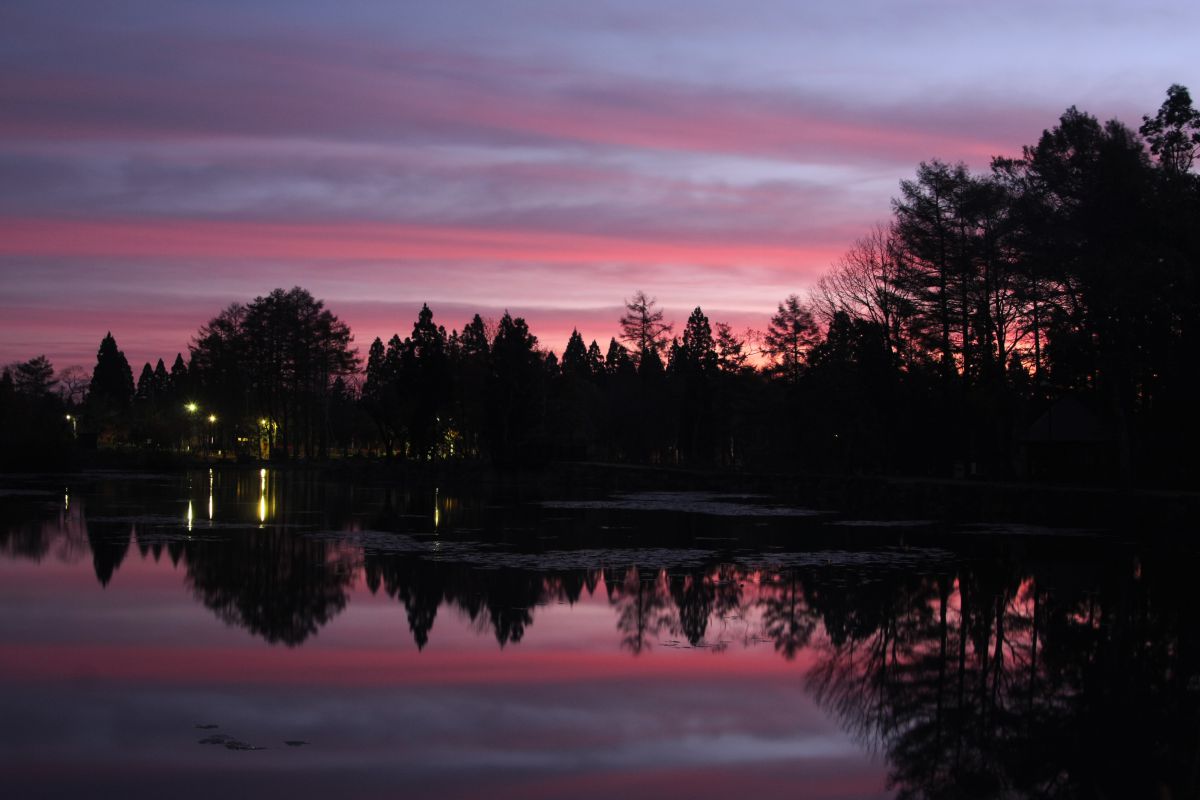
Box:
0, 678, 858, 776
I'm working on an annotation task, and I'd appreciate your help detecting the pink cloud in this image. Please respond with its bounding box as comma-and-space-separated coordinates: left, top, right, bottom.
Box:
0, 35, 1038, 168
0, 217, 838, 268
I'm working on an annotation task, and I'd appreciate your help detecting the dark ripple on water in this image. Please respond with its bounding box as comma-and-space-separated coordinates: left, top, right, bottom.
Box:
541, 492, 832, 518
305, 530, 717, 570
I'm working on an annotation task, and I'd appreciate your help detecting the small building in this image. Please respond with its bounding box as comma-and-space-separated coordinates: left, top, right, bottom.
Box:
1020, 396, 1116, 481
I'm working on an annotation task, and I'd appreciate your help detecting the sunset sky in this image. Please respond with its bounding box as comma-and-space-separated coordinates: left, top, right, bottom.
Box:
2, 0, 1197, 371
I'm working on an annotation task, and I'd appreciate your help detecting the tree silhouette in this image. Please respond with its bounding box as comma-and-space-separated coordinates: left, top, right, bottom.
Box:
55, 365, 89, 407
403, 303, 451, 460
14, 355, 56, 398
560, 329, 589, 380
673, 307, 719, 462
814, 224, 910, 368
189, 288, 358, 459
764, 295, 817, 383
585, 339, 606, 377
85, 332, 134, 442
1140, 83, 1200, 175
619, 290, 673, 367
487, 311, 547, 464
88, 333, 133, 409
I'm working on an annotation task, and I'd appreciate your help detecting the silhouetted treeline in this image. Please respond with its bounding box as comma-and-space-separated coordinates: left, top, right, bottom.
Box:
5, 86, 1198, 483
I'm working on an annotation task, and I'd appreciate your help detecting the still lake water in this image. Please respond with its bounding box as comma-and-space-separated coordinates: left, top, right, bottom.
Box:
1, 468, 1197, 799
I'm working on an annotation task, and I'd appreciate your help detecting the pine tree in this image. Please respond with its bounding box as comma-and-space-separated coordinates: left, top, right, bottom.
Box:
136, 363, 156, 402
764, 296, 817, 383
619, 290, 672, 367
89, 332, 134, 410
152, 359, 169, 396
605, 338, 634, 376
561, 329, 589, 380
169, 353, 189, 401
585, 340, 606, 378
14, 355, 56, 397
680, 307, 717, 374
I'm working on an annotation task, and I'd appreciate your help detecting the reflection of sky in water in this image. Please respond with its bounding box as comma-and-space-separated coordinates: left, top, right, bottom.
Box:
1, 469, 1196, 799
0, 471, 892, 799
0, 556, 886, 799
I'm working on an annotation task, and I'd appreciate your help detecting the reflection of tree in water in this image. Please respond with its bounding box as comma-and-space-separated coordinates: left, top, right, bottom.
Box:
0, 497, 91, 565
363, 552, 444, 648
610, 566, 674, 654
759, 571, 818, 660
259, 533, 1200, 798
363, 552, 605, 648
364, 557, 747, 654
480, 570, 543, 646
184, 530, 354, 646
671, 570, 716, 646
665, 565, 745, 648
87, 522, 133, 587
801, 556, 1200, 799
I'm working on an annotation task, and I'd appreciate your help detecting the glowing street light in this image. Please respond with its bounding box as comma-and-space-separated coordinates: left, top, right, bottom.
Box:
65, 414, 76, 437
182, 403, 200, 453
258, 468, 268, 524
207, 414, 217, 423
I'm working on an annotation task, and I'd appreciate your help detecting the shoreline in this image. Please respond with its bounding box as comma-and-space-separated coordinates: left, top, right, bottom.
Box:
20, 449, 1199, 530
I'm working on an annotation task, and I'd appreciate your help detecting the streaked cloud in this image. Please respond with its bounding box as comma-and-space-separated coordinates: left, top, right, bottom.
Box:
1, 0, 1196, 367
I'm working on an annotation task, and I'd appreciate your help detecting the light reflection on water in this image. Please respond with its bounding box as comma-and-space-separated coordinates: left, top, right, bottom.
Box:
0, 468, 1198, 799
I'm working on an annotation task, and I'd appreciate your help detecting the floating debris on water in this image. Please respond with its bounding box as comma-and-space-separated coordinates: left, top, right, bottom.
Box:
198, 732, 265, 750
541, 492, 830, 518
0, 488, 58, 498
829, 519, 937, 528
738, 547, 954, 570
304, 529, 718, 571
224, 740, 266, 751
199, 733, 234, 745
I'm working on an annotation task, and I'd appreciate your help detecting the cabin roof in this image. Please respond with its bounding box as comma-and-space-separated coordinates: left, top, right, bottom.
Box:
1023, 396, 1110, 444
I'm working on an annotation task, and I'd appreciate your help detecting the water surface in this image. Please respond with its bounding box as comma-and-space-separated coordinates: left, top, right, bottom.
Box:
1, 468, 1196, 798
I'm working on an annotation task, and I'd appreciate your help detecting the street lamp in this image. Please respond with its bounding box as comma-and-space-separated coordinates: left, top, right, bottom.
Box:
183, 403, 199, 452
65, 414, 76, 437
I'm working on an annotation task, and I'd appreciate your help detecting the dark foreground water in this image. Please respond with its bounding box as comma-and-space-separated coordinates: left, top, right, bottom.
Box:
1, 468, 1197, 799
